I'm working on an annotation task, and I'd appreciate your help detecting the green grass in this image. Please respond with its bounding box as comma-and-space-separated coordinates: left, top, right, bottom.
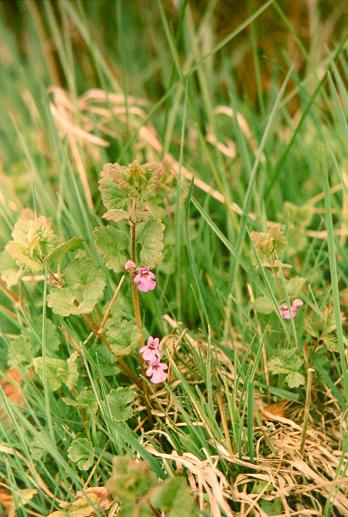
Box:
0, 1, 348, 515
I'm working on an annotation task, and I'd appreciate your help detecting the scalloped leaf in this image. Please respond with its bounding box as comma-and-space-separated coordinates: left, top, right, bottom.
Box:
68, 437, 94, 470
106, 318, 141, 357
0, 250, 22, 287
44, 237, 83, 264
137, 219, 164, 268
5, 211, 57, 272
47, 257, 106, 316
106, 387, 136, 422
33, 353, 79, 392
94, 226, 128, 273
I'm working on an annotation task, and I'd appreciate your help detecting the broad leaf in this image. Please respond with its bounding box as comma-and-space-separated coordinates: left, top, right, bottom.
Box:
0, 250, 22, 287
286, 276, 306, 297
106, 387, 135, 422
94, 225, 128, 273
106, 319, 141, 357
137, 219, 165, 268
33, 352, 79, 391
150, 478, 196, 516
68, 437, 94, 470
47, 257, 106, 316
62, 388, 98, 414
6, 211, 57, 272
44, 237, 83, 264
106, 456, 157, 502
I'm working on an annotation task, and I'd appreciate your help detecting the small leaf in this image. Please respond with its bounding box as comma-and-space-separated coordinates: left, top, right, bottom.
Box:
62, 388, 98, 414
33, 352, 79, 391
321, 333, 338, 353
6, 211, 57, 272
94, 226, 128, 273
47, 257, 106, 316
137, 219, 165, 268
8, 337, 35, 366
253, 296, 274, 314
286, 371, 305, 388
44, 237, 83, 263
66, 351, 79, 390
0, 251, 22, 287
286, 276, 306, 297
33, 357, 69, 391
22, 316, 61, 356
68, 437, 94, 470
106, 319, 141, 357
106, 456, 157, 502
99, 161, 164, 214
106, 387, 135, 422
150, 478, 197, 516
103, 209, 151, 222
260, 498, 283, 516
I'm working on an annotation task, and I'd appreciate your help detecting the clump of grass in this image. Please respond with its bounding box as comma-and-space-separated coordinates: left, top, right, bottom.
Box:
0, 1, 348, 516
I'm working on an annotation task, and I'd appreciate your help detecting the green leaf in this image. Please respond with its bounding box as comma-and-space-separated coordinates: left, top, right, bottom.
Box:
62, 388, 98, 414
269, 348, 303, 375
286, 371, 305, 388
106, 456, 157, 503
106, 387, 136, 422
137, 219, 165, 268
44, 237, 83, 264
118, 504, 152, 517
260, 498, 283, 515
33, 352, 79, 391
251, 223, 287, 265
106, 318, 141, 357
88, 343, 121, 376
47, 257, 106, 316
282, 202, 313, 228
94, 225, 128, 273
286, 276, 306, 297
253, 296, 274, 314
321, 333, 338, 353
68, 437, 94, 470
33, 357, 70, 391
0, 250, 22, 287
99, 161, 164, 214
66, 351, 79, 390
8, 337, 34, 366
150, 478, 197, 516
5, 211, 57, 272
103, 208, 151, 223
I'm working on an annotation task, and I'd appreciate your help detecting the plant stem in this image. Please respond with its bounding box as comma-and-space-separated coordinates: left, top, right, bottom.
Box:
300, 367, 314, 454
130, 219, 143, 337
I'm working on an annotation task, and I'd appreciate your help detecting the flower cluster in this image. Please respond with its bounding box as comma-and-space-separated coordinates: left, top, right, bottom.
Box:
140, 337, 168, 384
279, 298, 303, 320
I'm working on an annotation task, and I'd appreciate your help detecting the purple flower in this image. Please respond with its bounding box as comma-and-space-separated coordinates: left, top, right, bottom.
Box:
134, 267, 156, 292
146, 359, 168, 384
140, 336, 160, 362
280, 298, 304, 320
125, 260, 136, 272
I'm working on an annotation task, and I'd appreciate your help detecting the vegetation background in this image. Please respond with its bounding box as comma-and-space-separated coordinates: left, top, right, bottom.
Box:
0, 0, 348, 516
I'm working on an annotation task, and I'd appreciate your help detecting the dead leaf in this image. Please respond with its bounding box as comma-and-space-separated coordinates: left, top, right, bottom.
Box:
260, 400, 289, 420
0, 367, 25, 405
0, 487, 13, 508
51, 486, 113, 517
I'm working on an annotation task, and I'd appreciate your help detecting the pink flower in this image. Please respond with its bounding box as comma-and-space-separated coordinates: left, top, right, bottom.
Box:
140, 336, 160, 362
134, 267, 156, 292
146, 359, 168, 384
280, 298, 304, 320
125, 260, 136, 272
292, 298, 304, 310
